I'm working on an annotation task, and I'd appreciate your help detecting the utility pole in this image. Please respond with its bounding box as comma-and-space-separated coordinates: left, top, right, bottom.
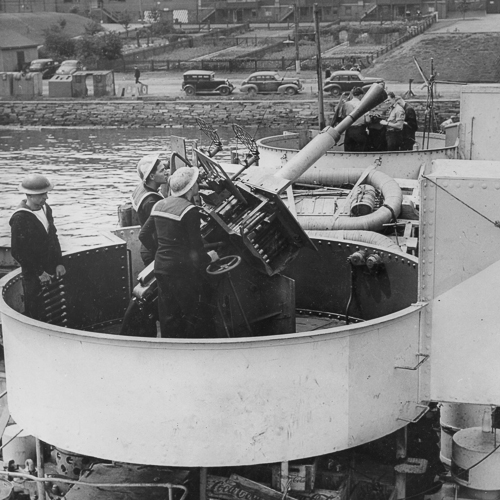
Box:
294, 0, 300, 74
313, 3, 325, 129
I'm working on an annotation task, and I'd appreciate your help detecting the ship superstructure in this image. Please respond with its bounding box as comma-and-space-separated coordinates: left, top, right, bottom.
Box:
0, 85, 500, 499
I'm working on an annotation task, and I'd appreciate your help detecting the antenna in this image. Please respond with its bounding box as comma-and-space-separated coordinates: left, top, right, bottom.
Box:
413, 57, 439, 149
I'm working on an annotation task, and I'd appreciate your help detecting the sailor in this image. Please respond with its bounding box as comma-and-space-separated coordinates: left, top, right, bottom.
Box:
139, 167, 218, 338
342, 87, 370, 152
380, 91, 405, 151
10, 174, 66, 321
131, 153, 169, 265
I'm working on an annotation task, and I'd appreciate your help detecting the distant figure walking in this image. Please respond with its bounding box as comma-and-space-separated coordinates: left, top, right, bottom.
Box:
134, 66, 141, 84
325, 66, 331, 80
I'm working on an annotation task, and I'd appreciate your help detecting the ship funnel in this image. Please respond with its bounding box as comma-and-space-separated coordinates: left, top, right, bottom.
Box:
272, 83, 387, 191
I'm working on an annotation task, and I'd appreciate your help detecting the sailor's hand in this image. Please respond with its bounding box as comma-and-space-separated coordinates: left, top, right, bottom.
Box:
55, 265, 66, 278
39, 271, 52, 285
379, 120, 388, 126
208, 251, 219, 263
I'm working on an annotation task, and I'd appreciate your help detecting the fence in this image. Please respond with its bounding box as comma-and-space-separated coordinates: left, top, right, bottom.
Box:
143, 56, 367, 73
105, 15, 436, 74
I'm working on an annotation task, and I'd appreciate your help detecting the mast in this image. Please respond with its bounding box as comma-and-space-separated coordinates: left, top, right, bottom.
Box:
314, 3, 325, 129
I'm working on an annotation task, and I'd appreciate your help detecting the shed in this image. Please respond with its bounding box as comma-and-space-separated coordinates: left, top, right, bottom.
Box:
0, 30, 38, 72
73, 70, 116, 98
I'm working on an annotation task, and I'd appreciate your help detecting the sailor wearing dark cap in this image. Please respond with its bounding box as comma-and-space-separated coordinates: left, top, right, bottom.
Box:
139, 167, 218, 338
10, 174, 66, 320
342, 87, 370, 152
131, 153, 169, 265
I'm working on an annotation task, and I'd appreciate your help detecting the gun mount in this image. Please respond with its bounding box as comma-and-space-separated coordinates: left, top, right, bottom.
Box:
123, 83, 387, 337
199, 83, 388, 276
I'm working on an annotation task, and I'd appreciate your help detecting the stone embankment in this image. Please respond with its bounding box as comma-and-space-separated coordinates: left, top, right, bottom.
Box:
0, 99, 460, 128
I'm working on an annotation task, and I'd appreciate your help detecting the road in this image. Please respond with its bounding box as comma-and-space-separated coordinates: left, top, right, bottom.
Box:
112, 70, 463, 99
40, 70, 460, 100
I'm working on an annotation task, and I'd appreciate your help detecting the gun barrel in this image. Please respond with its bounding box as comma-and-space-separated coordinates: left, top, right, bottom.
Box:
274, 83, 387, 190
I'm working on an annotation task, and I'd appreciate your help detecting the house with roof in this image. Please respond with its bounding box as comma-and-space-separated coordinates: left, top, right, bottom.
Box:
0, 30, 38, 72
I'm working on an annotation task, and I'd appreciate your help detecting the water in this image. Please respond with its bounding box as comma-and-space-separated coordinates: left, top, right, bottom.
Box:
0, 127, 271, 249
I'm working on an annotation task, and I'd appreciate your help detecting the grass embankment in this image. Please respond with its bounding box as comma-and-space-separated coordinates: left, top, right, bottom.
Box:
364, 32, 500, 83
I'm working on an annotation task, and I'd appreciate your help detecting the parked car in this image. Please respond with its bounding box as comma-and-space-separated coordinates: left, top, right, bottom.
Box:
181, 70, 234, 96
55, 60, 85, 76
240, 71, 302, 96
323, 71, 384, 97
27, 59, 60, 79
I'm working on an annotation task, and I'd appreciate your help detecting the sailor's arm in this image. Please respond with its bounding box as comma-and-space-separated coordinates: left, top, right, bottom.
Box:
10, 214, 45, 276
139, 215, 157, 253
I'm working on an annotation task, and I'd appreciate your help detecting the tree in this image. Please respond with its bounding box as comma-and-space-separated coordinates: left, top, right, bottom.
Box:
75, 32, 123, 65
85, 20, 104, 36
41, 23, 76, 61
456, 0, 470, 19
148, 8, 161, 23
119, 11, 133, 38
99, 32, 123, 60
150, 18, 174, 37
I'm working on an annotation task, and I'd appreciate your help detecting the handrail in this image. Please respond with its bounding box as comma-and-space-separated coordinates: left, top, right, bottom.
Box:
0, 471, 188, 500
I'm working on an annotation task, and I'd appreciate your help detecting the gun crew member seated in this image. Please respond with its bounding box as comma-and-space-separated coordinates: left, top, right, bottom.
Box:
131, 153, 169, 266
342, 87, 371, 152
10, 174, 66, 321
379, 91, 405, 151
139, 167, 218, 338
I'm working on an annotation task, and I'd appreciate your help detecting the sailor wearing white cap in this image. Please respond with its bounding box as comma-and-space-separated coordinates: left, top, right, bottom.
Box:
131, 153, 169, 265
139, 167, 218, 338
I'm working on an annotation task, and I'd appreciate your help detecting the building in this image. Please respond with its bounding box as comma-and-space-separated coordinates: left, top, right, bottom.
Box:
0, 30, 38, 71
0, 0, 449, 26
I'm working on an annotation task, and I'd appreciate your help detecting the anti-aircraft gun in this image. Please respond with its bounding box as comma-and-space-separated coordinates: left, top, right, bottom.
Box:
121, 83, 388, 338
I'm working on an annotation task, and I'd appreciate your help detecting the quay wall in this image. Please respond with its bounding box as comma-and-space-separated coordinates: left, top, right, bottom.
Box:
0, 99, 460, 128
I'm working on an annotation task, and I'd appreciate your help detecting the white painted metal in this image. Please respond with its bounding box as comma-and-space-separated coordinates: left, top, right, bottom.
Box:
0, 277, 423, 466
440, 403, 488, 467
257, 132, 456, 181
459, 85, 500, 161
421, 160, 500, 404
2, 424, 36, 466
453, 427, 500, 490
112, 226, 142, 283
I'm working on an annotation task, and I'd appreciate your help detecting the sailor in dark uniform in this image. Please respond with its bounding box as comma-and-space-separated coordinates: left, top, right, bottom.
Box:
10, 174, 66, 321
139, 167, 218, 338
131, 153, 169, 265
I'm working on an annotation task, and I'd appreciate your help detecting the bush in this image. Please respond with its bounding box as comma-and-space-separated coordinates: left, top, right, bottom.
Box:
42, 22, 76, 60
76, 31, 123, 65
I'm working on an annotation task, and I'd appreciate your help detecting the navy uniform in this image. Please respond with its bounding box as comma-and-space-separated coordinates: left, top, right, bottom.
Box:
10, 175, 65, 320
139, 167, 214, 338
342, 87, 369, 152
131, 153, 167, 266
131, 182, 163, 265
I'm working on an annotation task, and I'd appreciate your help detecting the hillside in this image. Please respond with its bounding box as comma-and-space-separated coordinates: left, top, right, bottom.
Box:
364, 31, 500, 84
0, 13, 90, 45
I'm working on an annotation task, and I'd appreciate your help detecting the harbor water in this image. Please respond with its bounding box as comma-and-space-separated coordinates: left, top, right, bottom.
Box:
0, 127, 272, 249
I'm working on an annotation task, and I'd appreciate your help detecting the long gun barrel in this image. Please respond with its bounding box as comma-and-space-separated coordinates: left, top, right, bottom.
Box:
199, 83, 387, 276
244, 83, 387, 195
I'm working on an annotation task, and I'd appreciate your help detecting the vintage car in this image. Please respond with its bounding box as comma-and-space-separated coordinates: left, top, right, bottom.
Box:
240, 71, 303, 96
55, 60, 85, 76
27, 59, 60, 79
323, 71, 384, 97
181, 70, 235, 96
